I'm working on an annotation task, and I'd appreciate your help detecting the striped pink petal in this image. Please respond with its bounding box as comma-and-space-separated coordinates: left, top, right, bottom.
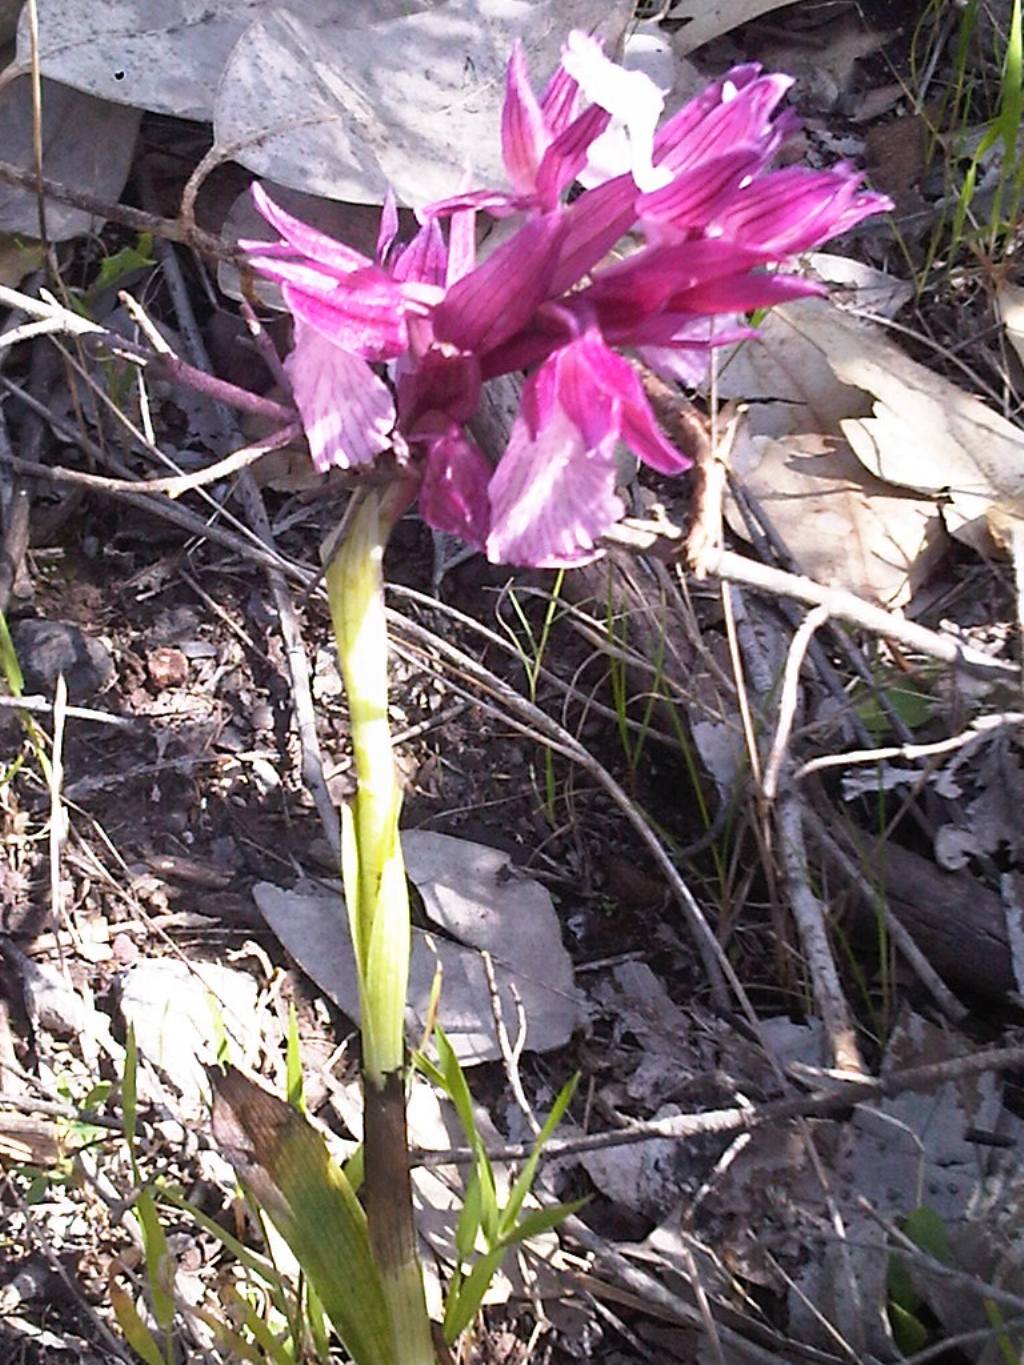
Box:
286, 321, 394, 471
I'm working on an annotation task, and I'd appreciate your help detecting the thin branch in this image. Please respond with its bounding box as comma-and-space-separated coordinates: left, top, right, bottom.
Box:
411, 1039, 1024, 1167
777, 793, 865, 1075
604, 520, 1018, 682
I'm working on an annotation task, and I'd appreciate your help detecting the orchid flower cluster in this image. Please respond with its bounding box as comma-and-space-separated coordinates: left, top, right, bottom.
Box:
244, 32, 890, 568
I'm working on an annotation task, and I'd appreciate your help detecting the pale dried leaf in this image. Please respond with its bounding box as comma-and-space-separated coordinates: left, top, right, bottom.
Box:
15, 0, 424, 121
998, 279, 1024, 374
253, 833, 584, 1064
214, 0, 634, 207
119, 959, 260, 1117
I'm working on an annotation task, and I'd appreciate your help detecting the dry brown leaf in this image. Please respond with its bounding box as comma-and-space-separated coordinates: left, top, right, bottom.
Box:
728, 430, 946, 606
668, 0, 793, 56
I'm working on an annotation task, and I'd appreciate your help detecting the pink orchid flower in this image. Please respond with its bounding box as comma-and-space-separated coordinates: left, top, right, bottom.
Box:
243, 31, 891, 568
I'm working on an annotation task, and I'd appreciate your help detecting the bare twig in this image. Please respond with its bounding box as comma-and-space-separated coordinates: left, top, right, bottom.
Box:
777, 793, 865, 1075
763, 605, 830, 801
795, 710, 1024, 780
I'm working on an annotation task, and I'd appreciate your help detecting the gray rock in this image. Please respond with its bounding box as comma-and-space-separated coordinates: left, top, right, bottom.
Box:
11, 619, 115, 701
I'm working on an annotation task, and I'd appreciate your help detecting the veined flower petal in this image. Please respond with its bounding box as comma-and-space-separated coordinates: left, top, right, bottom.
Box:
392, 218, 448, 287
535, 102, 611, 207
249, 184, 371, 274
487, 368, 622, 567
550, 173, 638, 294
282, 278, 408, 363
637, 147, 770, 233
655, 70, 794, 177
286, 321, 394, 471
502, 42, 548, 195
433, 212, 566, 354
419, 426, 492, 548
670, 270, 824, 315
561, 330, 687, 474
711, 165, 892, 253
538, 61, 581, 134
446, 205, 477, 285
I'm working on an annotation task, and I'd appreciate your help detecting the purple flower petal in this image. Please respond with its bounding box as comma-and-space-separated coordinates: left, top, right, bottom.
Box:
655, 71, 794, 177
502, 42, 548, 195
539, 61, 581, 134
562, 330, 687, 474
419, 426, 492, 549
672, 271, 824, 315
550, 174, 638, 294
487, 361, 622, 567
392, 218, 448, 287
249, 184, 370, 274
712, 165, 892, 253
637, 147, 770, 233
535, 103, 611, 207
446, 206, 477, 285
581, 238, 767, 335
433, 212, 566, 354
399, 349, 481, 429
376, 188, 399, 265
286, 321, 394, 471
282, 278, 408, 363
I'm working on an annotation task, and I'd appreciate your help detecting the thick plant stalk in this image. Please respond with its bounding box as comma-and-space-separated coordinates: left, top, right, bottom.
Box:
326, 485, 434, 1365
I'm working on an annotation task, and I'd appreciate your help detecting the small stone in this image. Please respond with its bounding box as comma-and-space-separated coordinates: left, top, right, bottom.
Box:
146, 646, 188, 689
11, 619, 115, 702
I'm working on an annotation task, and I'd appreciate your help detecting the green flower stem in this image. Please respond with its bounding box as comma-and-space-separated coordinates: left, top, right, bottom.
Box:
325, 484, 435, 1365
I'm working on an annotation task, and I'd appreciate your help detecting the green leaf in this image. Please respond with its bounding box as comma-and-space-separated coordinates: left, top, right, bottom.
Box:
109, 1280, 165, 1365
502, 1198, 589, 1246
306, 1278, 330, 1361
136, 1189, 175, 1337
123, 1025, 139, 1174
286, 1004, 305, 1113
500, 1074, 578, 1238
209, 1065, 396, 1365
433, 1028, 482, 1157
0, 609, 25, 696
454, 1167, 483, 1263
443, 1245, 504, 1344
904, 1206, 951, 1264
888, 1299, 929, 1355
87, 234, 154, 301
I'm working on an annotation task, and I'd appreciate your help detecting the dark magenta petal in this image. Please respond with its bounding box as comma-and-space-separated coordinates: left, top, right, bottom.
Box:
502, 42, 547, 195
638, 147, 769, 231
535, 103, 611, 207
711, 165, 893, 254
550, 174, 638, 294
433, 212, 566, 354
392, 218, 448, 287
672, 271, 824, 315
419, 426, 492, 549
398, 349, 481, 430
